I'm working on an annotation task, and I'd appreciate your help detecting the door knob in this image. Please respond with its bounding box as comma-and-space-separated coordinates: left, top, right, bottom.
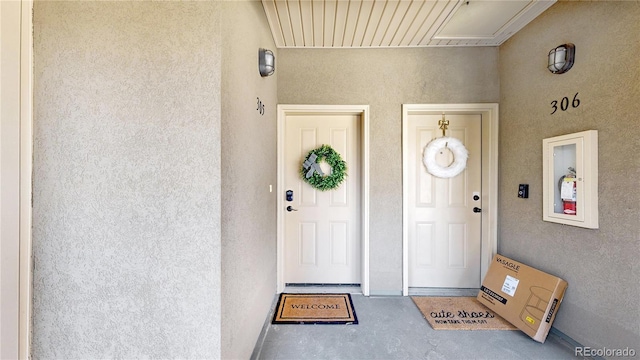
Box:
473, 207, 482, 213
286, 206, 298, 212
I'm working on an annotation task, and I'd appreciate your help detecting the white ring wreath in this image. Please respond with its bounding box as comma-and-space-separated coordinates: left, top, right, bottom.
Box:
423, 137, 468, 178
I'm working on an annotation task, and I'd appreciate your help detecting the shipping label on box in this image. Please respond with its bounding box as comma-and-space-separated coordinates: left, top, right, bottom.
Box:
477, 254, 568, 343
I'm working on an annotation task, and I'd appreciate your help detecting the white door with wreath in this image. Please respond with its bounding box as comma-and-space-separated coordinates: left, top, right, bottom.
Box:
283, 113, 361, 284
406, 113, 482, 288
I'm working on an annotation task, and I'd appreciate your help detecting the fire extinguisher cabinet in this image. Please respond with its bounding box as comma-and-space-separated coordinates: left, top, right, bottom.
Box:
542, 130, 599, 229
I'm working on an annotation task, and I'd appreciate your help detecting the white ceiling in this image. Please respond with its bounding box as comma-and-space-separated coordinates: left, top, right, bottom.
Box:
262, 0, 556, 48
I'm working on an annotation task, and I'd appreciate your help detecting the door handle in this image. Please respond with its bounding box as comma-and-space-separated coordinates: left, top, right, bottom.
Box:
286, 206, 298, 212
473, 207, 482, 213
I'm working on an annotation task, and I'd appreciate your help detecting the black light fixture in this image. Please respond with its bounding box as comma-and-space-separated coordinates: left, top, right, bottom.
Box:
259, 48, 275, 77
548, 43, 575, 74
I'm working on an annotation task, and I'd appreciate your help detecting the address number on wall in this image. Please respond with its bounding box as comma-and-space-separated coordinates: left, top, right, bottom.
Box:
551, 93, 580, 115
257, 97, 265, 116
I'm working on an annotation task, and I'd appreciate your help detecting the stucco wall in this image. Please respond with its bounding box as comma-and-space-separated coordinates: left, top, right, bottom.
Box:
499, 1, 640, 350
278, 48, 500, 293
220, 2, 278, 359
32, 2, 222, 358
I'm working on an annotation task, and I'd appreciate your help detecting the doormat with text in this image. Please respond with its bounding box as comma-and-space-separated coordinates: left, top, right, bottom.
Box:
412, 296, 517, 330
272, 293, 358, 325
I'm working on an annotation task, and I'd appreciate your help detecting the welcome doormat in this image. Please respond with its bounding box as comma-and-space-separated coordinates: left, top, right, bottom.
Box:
412, 296, 517, 331
272, 293, 358, 325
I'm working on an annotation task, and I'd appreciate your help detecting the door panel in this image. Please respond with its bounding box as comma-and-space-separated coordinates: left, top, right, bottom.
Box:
407, 114, 482, 288
284, 114, 361, 284
1, 2, 23, 357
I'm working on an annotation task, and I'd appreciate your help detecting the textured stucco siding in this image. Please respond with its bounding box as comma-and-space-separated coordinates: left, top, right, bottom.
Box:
33, 2, 222, 358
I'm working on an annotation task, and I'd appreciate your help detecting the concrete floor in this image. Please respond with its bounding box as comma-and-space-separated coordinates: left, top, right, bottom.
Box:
252, 291, 583, 360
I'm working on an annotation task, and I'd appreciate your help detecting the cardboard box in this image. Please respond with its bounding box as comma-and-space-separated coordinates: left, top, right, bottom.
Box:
477, 254, 568, 343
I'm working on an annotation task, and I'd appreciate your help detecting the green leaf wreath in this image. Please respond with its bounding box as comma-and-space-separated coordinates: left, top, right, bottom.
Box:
300, 144, 347, 191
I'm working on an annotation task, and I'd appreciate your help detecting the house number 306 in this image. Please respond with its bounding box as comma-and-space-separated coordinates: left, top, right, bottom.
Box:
550, 93, 580, 115
256, 97, 265, 116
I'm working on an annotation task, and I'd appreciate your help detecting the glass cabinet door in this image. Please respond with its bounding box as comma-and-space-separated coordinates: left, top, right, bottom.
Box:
552, 142, 578, 217
543, 130, 598, 229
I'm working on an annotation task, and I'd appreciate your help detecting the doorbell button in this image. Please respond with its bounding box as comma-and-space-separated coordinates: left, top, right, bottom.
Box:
518, 184, 529, 198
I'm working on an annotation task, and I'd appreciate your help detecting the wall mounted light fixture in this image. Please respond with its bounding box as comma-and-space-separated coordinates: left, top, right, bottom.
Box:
548, 43, 575, 74
259, 48, 275, 77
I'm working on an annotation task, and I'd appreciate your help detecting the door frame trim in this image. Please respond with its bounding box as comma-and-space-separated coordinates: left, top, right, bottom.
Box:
1, 1, 33, 358
1, 0, 34, 357
19, 1, 34, 356
276, 104, 370, 296
401, 103, 499, 296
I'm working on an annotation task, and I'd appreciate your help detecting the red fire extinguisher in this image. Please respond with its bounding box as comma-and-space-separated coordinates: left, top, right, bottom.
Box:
559, 167, 577, 215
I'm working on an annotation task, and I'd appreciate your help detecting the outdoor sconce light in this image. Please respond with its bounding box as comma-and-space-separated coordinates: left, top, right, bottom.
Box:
548, 43, 575, 74
259, 48, 275, 77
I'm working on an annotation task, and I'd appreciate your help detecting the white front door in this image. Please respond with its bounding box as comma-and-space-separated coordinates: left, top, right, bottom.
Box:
406, 113, 482, 288
0, 3, 22, 357
283, 113, 361, 284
